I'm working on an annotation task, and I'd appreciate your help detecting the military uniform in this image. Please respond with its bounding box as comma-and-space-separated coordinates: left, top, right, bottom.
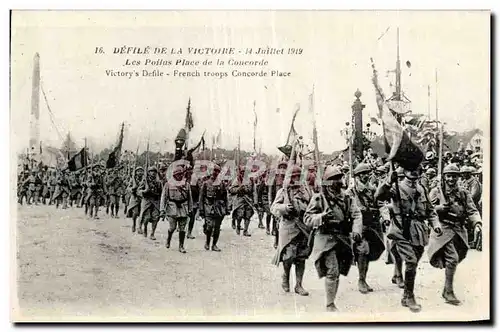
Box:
254, 174, 270, 231
88, 165, 105, 218
304, 166, 363, 312
229, 168, 255, 237
187, 177, 202, 239
138, 166, 163, 240
199, 165, 229, 251
271, 165, 313, 296
53, 170, 71, 209
160, 166, 192, 253
461, 166, 482, 211
106, 170, 123, 218
126, 166, 144, 232
375, 168, 441, 313
428, 164, 482, 306
346, 163, 385, 294
268, 162, 288, 248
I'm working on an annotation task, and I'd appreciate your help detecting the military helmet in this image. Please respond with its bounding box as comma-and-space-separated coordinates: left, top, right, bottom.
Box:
290, 165, 302, 177
443, 164, 460, 175
172, 165, 185, 175
353, 163, 371, 176
147, 166, 158, 173
425, 151, 436, 160
460, 165, 474, 174
323, 165, 343, 180
426, 168, 437, 176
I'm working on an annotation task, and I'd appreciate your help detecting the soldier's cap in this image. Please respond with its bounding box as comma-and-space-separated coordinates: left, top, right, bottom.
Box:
426, 168, 437, 175
396, 166, 405, 177
323, 165, 343, 180
403, 169, 419, 179
460, 165, 474, 173
135, 166, 144, 172
290, 165, 302, 177
147, 166, 158, 173
353, 163, 371, 176
277, 161, 288, 169
173, 166, 185, 175
443, 164, 460, 175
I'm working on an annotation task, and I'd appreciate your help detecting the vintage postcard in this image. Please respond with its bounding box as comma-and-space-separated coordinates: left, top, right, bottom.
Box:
10, 10, 490, 322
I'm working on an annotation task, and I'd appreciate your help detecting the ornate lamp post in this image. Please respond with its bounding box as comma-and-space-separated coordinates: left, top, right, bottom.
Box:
340, 121, 354, 178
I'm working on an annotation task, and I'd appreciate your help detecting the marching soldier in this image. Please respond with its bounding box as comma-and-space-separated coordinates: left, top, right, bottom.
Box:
460, 166, 482, 211
198, 164, 229, 251
375, 167, 442, 313
421, 168, 437, 193
229, 166, 255, 237
271, 165, 313, 296
268, 161, 288, 248
53, 169, 71, 209
48, 169, 57, 205
126, 166, 144, 232
25, 170, 37, 205
428, 164, 482, 305
138, 166, 162, 240
254, 171, 270, 231
160, 165, 192, 253
304, 165, 363, 312
106, 168, 123, 218
346, 163, 385, 294
88, 164, 105, 219
187, 166, 203, 239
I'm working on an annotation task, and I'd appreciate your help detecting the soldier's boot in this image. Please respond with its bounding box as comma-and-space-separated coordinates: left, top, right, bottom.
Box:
114, 204, 120, 218
294, 261, 309, 296
392, 257, 405, 289
265, 214, 271, 235
236, 219, 242, 235
187, 213, 196, 239
258, 212, 265, 229
143, 222, 148, 238
212, 227, 221, 252
357, 255, 373, 294
231, 217, 236, 230
442, 265, 462, 306
273, 230, 279, 249
243, 219, 251, 237
106, 204, 110, 215
62, 196, 68, 209
110, 204, 115, 217
93, 207, 100, 220
123, 204, 127, 215
132, 216, 137, 233
401, 267, 422, 313
325, 276, 339, 312
165, 230, 174, 248
150, 221, 158, 240
271, 218, 277, 236
178, 231, 187, 253
282, 261, 292, 292
204, 227, 212, 251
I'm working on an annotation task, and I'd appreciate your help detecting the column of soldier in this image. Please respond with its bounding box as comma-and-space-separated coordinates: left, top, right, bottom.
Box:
17, 140, 483, 314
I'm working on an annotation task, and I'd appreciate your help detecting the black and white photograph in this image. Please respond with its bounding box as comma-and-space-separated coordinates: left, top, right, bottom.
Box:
10, 10, 490, 322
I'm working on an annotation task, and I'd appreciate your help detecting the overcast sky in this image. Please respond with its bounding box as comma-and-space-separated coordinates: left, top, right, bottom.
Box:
11, 11, 490, 156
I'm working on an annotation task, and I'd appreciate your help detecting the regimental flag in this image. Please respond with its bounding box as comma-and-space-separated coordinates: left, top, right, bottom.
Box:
278, 103, 300, 158
68, 148, 88, 171
371, 58, 423, 171
185, 98, 194, 132
106, 123, 125, 168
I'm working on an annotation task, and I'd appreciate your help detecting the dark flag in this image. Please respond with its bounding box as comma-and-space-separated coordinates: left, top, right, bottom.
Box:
106, 122, 125, 168
371, 58, 423, 171
68, 148, 88, 171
